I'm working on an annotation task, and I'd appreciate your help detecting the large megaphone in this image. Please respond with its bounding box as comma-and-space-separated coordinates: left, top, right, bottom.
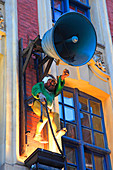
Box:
41, 12, 97, 67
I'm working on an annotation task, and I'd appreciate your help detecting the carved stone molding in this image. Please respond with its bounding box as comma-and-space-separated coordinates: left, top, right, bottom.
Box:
0, 1, 5, 31
87, 43, 110, 82
93, 43, 107, 73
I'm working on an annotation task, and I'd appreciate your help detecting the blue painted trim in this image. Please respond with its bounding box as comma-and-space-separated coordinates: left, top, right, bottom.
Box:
92, 152, 95, 170
100, 102, 108, 149
64, 0, 70, 12
74, 89, 86, 169
61, 90, 66, 128
62, 135, 81, 145
105, 154, 112, 170
59, 101, 75, 109
84, 143, 111, 154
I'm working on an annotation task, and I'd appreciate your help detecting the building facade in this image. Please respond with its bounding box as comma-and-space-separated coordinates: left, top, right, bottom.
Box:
0, 0, 113, 169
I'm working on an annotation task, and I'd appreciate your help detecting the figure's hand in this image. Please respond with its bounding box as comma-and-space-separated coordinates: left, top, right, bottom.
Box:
39, 93, 47, 105
61, 69, 69, 80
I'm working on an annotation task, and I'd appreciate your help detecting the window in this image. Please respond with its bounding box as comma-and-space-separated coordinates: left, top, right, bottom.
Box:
51, 0, 64, 23
51, 0, 90, 23
58, 87, 111, 170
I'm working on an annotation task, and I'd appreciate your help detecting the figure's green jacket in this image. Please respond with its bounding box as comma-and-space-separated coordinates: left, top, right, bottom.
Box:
32, 76, 65, 107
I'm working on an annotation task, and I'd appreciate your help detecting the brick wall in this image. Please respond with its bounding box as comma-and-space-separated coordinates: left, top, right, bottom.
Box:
17, 0, 39, 47
17, 0, 39, 96
106, 0, 113, 41
17, 0, 48, 156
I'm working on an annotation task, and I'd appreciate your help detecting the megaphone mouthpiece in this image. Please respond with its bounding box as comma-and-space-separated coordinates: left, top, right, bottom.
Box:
65, 36, 78, 44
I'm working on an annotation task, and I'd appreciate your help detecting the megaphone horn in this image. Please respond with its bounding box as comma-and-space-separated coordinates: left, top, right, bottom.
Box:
41, 12, 97, 67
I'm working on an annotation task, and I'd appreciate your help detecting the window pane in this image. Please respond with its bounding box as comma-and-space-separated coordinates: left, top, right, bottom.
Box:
60, 120, 64, 129
94, 132, 104, 148
85, 152, 93, 169
63, 90, 74, 107
90, 100, 101, 116
94, 155, 104, 170
92, 116, 102, 132
54, 0, 62, 10
80, 112, 90, 128
79, 96, 89, 111
77, 9, 85, 14
82, 128, 92, 144
65, 146, 76, 164
58, 93, 62, 102
64, 106, 75, 122
59, 104, 63, 119
79, 0, 87, 3
66, 123, 77, 139
67, 166, 77, 170
54, 10, 62, 21
69, 5, 75, 12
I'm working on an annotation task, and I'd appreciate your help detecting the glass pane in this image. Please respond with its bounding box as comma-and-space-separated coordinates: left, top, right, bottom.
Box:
63, 90, 74, 107
54, 10, 62, 21
82, 128, 92, 144
79, 96, 89, 111
85, 152, 93, 169
94, 155, 104, 170
92, 116, 102, 132
65, 146, 76, 164
81, 112, 90, 128
79, 0, 87, 3
64, 106, 75, 122
94, 132, 104, 148
69, 5, 75, 12
77, 9, 85, 14
59, 104, 63, 119
66, 123, 77, 139
67, 166, 77, 170
54, 0, 61, 10
90, 100, 101, 116
60, 120, 64, 129
58, 93, 62, 102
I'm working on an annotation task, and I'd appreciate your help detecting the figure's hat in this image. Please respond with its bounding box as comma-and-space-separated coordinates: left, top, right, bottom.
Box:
42, 74, 57, 84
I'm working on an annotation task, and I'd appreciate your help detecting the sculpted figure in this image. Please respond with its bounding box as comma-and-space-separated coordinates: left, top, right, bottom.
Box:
30, 69, 69, 143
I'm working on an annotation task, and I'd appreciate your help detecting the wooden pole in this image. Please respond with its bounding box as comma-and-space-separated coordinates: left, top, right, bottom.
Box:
19, 38, 26, 156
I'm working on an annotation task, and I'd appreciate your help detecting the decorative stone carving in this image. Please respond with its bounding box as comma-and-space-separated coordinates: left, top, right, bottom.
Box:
93, 43, 107, 72
87, 43, 110, 82
0, 1, 5, 40
0, 8, 4, 29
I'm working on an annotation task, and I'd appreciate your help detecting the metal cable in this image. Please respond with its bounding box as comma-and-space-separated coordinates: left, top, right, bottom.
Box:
45, 101, 65, 157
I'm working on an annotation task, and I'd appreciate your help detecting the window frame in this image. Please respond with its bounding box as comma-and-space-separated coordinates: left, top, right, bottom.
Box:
51, 0, 91, 23
59, 87, 111, 170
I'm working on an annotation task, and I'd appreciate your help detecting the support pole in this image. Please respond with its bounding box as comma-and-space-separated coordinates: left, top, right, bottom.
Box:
19, 38, 26, 156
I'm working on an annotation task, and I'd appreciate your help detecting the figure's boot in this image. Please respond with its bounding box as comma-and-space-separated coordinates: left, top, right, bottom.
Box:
34, 134, 48, 143
56, 128, 67, 139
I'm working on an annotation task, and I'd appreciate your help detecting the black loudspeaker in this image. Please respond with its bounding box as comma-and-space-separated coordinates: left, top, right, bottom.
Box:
41, 12, 97, 67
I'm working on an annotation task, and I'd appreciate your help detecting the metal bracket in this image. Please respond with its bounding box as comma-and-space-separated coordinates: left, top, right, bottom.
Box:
21, 35, 54, 78
19, 35, 54, 156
